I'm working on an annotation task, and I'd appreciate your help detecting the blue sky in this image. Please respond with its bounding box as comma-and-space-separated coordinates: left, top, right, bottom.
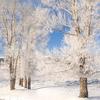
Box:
47, 26, 69, 50
47, 31, 64, 50
0, 37, 4, 56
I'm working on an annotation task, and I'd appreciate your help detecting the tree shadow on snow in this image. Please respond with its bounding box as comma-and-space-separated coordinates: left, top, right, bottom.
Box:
32, 85, 61, 90
89, 96, 100, 100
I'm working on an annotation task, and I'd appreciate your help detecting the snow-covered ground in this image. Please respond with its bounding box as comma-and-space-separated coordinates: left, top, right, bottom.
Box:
0, 65, 100, 100
0, 81, 100, 100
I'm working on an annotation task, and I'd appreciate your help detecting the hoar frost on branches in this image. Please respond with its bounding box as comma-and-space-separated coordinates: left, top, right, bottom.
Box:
41, 0, 100, 98
0, 0, 60, 90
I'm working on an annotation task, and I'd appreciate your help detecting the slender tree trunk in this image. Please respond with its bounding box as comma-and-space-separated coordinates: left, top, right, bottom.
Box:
19, 78, 22, 85
28, 76, 31, 89
9, 59, 16, 90
20, 78, 24, 87
79, 77, 88, 98
24, 76, 27, 88
10, 78, 16, 90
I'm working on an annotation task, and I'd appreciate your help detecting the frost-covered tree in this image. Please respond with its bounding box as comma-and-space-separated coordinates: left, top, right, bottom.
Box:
0, 0, 22, 90
41, 0, 100, 98
64, 0, 99, 98
0, 0, 61, 90
16, 1, 61, 89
